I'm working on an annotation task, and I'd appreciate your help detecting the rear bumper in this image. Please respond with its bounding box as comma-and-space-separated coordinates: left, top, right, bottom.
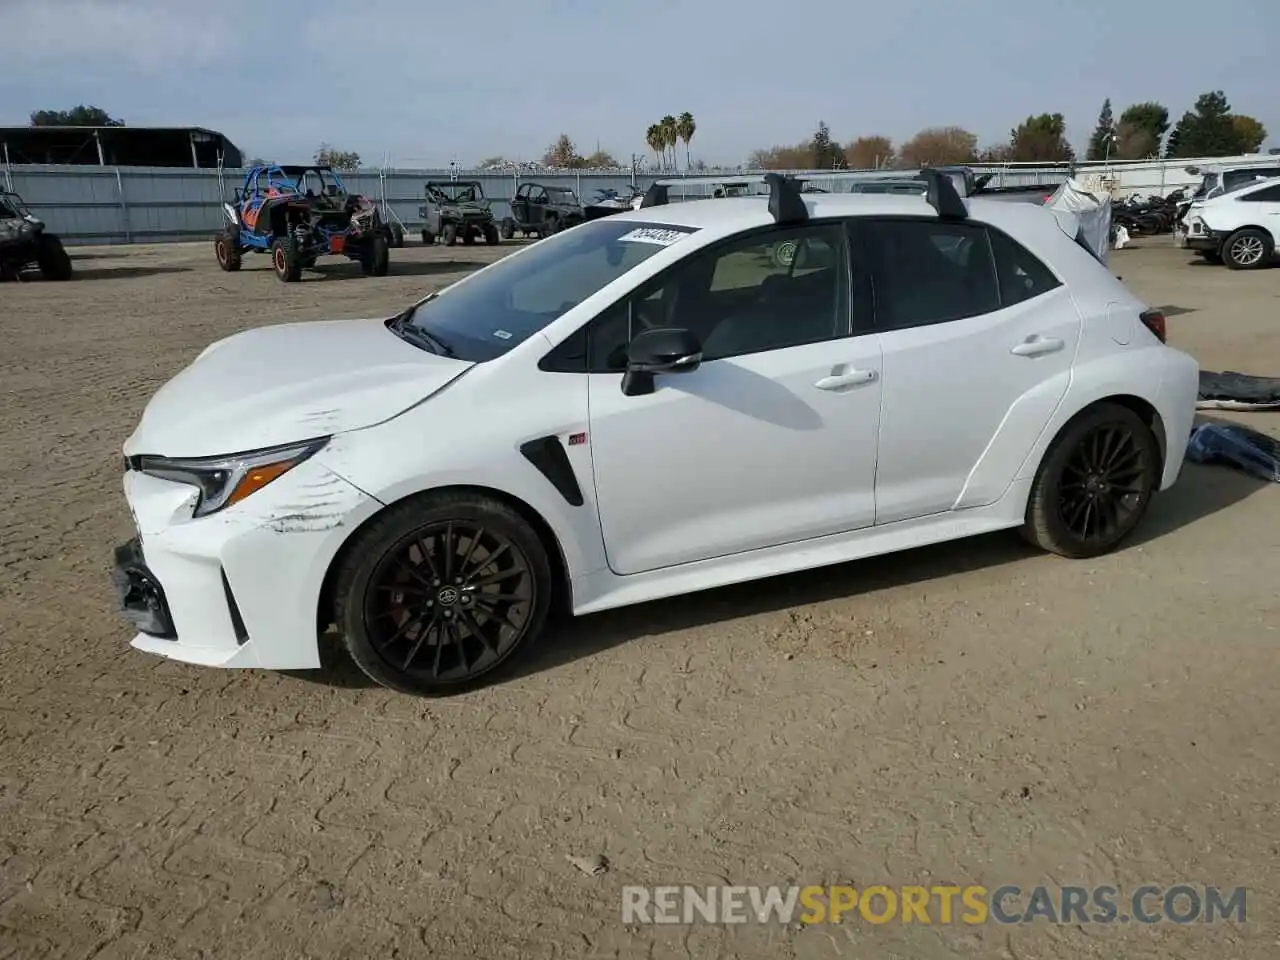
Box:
1175, 223, 1223, 252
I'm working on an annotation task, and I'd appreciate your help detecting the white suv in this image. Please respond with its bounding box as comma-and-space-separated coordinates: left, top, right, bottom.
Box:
114, 173, 1198, 696
1178, 175, 1280, 269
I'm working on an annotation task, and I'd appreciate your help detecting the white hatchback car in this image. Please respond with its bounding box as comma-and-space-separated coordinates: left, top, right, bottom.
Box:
114, 173, 1199, 695
1177, 175, 1280, 269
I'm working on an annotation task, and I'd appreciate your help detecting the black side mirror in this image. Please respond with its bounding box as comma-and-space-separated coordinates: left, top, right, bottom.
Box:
621, 327, 702, 396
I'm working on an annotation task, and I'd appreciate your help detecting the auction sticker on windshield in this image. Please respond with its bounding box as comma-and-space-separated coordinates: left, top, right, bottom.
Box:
617, 225, 698, 246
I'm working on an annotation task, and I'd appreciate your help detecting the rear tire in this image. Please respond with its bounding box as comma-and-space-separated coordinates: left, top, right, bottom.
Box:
36, 234, 73, 281
462, 230, 475, 246
483, 223, 500, 245
421, 229, 435, 245
270, 236, 302, 282
390, 224, 405, 248
1022, 402, 1160, 559
1222, 227, 1273, 270
332, 492, 553, 697
500, 218, 515, 240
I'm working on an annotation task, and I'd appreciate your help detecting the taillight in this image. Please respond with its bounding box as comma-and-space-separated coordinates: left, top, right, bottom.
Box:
1139, 309, 1167, 343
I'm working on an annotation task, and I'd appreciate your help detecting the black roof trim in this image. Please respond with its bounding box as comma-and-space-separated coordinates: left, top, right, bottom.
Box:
639, 182, 669, 208
763, 173, 809, 224
920, 167, 968, 220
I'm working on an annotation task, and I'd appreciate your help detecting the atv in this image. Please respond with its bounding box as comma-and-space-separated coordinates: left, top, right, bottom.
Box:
214, 164, 391, 282
0, 191, 73, 282
501, 182, 585, 239
419, 180, 499, 246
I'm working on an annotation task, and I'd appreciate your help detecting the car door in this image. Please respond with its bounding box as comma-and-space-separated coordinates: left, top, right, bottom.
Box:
1235, 182, 1280, 247
859, 217, 1080, 525
585, 221, 883, 576
510, 183, 531, 226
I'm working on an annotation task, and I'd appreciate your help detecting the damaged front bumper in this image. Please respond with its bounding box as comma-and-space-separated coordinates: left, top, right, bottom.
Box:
114, 453, 383, 669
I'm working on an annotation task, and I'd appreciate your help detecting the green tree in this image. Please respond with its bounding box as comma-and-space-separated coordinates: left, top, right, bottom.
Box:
1116, 102, 1169, 157
1008, 113, 1074, 163
1166, 91, 1241, 158
810, 121, 846, 169
314, 143, 360, 169
1232, 115, 1268, 153
645, 124, 665, 169
30, 105, 124, 126
1085, 99, 1116, 161
676, 112, 696, 170
659, 115, 679, 170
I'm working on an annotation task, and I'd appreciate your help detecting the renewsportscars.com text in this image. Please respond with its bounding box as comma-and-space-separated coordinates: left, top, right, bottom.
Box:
622, 884, 1247, 925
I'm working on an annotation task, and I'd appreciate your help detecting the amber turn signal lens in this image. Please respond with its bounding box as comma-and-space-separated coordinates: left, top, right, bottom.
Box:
226, 460, 297, 507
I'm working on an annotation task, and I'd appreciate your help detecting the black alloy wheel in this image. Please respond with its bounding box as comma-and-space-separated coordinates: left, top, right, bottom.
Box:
1056, 424, 1150, 544
1023, 402, 1160, 558
334, 494, 552, 695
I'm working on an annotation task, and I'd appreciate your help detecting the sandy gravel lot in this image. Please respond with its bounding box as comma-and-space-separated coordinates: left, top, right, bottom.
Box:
1, 236, 1277, 959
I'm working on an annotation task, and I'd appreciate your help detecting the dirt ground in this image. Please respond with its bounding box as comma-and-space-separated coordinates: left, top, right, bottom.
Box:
1, 236, 1277, 960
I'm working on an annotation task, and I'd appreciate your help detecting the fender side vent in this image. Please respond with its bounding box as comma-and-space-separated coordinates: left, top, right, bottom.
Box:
519, 436, 585, 507
221, 568, 250, 645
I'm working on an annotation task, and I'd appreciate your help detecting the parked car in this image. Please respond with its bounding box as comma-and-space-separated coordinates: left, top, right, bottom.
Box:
502, 182, 584, 239
113, 172, 1198, 696
1176, 162, 1280, 227
419, 180, 499, 246
0, 190, 72, 281
215, 164, 391, 282
1176, 175, 1280, 269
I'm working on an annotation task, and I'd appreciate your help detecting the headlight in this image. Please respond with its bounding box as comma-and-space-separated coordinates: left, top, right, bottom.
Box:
135, 437, 329, 518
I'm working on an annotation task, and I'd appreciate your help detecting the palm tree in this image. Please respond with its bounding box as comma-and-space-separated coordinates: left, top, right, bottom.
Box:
645, 124, 664, 170
676, 112, 696, 171
660, 115, 678, 171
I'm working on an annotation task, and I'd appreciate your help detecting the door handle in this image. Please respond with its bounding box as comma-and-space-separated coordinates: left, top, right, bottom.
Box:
1010, 335, 1064, 357
814, 368, 877, 390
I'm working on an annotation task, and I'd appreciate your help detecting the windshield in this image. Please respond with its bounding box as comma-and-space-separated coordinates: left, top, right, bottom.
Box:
1191, 173, 1218, 200
429, 183, 483, 203
547, 188, 579, 203
0, 194, 30, 217
400, 218, 699, 361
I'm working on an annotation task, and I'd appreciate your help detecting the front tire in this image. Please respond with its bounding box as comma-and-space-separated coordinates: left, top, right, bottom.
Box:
1222, 227, 1273, 270
332, 492, 553, 696
1022, 402, 1160, 559
271, 237, 302, 282
441, 223, 458, 246
361, 235, 390, 277
421, 229, 435, 245
36, 234, 73, 281
483, 223, 500, 245
214, 231, 242, 272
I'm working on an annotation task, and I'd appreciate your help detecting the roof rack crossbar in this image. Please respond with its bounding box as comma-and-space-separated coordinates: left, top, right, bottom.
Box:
763, 172, 809, 224
920, 167, 968, 220
639, 182, 669, 208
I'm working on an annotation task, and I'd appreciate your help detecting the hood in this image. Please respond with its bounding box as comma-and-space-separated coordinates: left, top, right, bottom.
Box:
125, 318, 473, 458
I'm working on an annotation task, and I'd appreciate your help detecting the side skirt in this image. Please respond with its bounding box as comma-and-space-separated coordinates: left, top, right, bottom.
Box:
570, 479, 1032, 616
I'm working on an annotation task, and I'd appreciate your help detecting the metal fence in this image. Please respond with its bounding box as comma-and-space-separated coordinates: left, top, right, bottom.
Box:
0, 155, 1242, 246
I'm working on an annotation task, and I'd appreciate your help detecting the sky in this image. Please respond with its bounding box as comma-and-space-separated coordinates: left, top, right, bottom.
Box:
2, 0, 1277, 167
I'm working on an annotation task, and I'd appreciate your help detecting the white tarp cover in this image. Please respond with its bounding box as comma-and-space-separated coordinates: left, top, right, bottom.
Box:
1046, 178, 1112, 265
